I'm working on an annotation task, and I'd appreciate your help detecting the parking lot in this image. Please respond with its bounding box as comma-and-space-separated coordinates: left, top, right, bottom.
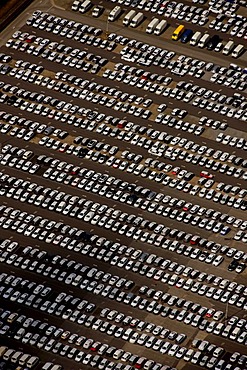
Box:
0, 0, 246, 369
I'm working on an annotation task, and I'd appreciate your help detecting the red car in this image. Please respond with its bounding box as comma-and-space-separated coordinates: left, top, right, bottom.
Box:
200, 171, 214, 179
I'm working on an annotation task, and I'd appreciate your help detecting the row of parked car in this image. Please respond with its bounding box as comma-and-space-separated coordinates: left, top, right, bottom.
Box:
83, 0, 246, 43
1, 266, 246, 369
121, 42, 246, 89
0, 238, 235, 333
0, 188, 245, 362
0, 231, 246, 336
117, 37, 247, 91
1, 73, 247, 217
175, 79, 247, 120
1, 198, 245, 292
3, 260, 244, 362
2, 204, 244, 288
0, 346, 39, 369
77, 0, 246, 58
4, 15, 247, 145
210, 69, 247, 92
1, 141, 247, 252
24, 7, 247, 98
0, 171, 246, 308
11, 7, 247, 97
7, 39, 107, 74
1, 141, 245, 217
0, 146, 245, 252
41, 167, 235, 241
0, 6, 246, 370
0, 306, 174, 370
209, 12, 246, 35
2, 67, 246, 188
216, 133, 247, 150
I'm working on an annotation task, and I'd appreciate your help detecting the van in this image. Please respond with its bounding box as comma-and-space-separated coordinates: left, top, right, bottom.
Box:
190, 31, 201, 46
41, 363, 53, 370
108, 6, 121, 21
26, 356, 39, 368
90, 355, 101, 367
79, 0, 91, 13
172, 25, 184, 40
0, 347, 7, 357
124, 292, 134, 304
123, 10, 136, 26
222, 40, 234, 55
168, 274, 178, 285
87, 267, 97, 278
11, 351, 23, 363
232, 44, 244, 58
183, 349, 194, 361
129, 354, 139, 365
19, 353, 30, 366
198, 33, 210, 48
154, 19, 167, 35
146, 18, 159, 34
180, 29, 193, 43
130, 12, 144, 27
215, 360, 225, 370
3, 349, 15, 361
51, 365, 63, 370
107, 310, 117, 320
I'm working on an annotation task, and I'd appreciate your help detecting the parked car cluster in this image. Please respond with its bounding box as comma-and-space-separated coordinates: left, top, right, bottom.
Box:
0, 3, 246, 370
1, 64, 247, 185
0, 304, 177, 370
1, 141, 247, 248
0, 172, 246, 302
0, 345, 39, 370
0, 239, 247, 367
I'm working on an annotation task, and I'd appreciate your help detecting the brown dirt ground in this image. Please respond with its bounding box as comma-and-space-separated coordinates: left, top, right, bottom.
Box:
0, 0, 33, 32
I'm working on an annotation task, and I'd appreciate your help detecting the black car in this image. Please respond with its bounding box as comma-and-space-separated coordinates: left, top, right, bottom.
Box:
228, 260, 239, 271
207, 35, 220, 50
